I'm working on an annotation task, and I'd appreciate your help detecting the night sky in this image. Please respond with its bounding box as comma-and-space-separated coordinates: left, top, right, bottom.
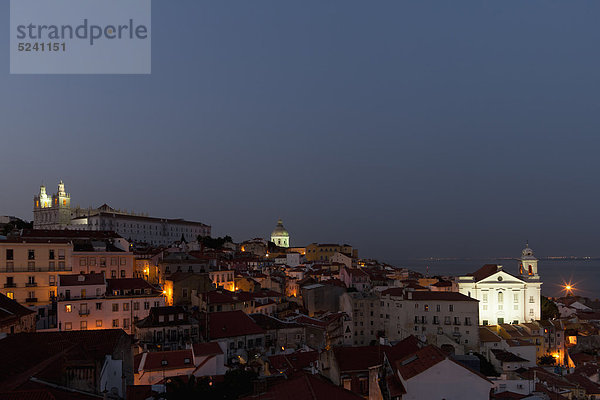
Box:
1, 1, 600, 260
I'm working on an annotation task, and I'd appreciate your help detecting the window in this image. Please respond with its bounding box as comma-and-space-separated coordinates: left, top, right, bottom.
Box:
49, 275, 55, 286
120, 258, 127, 266
48, 261, 55, 271
6, 249, 13, 261
436, 304, 441, 312
530, 308, 534, 316
111, 270, 116, 279
482, 320, 488, 325
65, 304, 72, 313
465, 317, 471, 326
96, 303, 102, 310
144, 302, 150, 310
79, 259, 86, 267
498, 292, 504, 303
49, 250, 55, 260
100, 258, 106, 267
96, 320, 103, 327
6, 292, 13, 300
80, 321, 87, 330
120, 270, 126, 278
483, 305, 488, 311
514, 293, 519, 303
28, 249, 35, 260
123, 318, 130, 329
449, 305, 454, 312
112, 303, 119, 312
89, 258, 96, 266
482, 293, 488, 303
529, 296, 534, 303
112, 319, 119, 328
133, 302, 140, 310
123, 303, 129, 311
64, 322, 72, 331
433, 316, 439, 325
58, 249, 65, 260
111, 257, 117, 266
424, 304, 429, 311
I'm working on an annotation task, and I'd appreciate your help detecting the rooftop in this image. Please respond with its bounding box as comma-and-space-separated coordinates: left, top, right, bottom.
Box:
207, 310, 265, 339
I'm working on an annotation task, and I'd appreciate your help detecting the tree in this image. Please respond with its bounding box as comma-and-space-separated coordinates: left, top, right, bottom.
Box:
197, 235, 233, 250
541, 296, 559, 320
538, 354, 556, 365
473, 353, 499, 377
1, 218, 32, 236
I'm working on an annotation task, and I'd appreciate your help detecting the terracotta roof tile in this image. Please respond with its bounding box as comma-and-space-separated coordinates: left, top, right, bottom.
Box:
208, 310, 265, 339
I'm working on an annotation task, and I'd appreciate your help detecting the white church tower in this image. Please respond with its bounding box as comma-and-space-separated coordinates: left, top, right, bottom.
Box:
33, 180, 72, 229
458, 243, 542, 325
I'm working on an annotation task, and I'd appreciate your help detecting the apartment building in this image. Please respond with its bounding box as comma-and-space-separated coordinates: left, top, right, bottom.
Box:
0, 238, 73, 317
339, 291, 380, 346
380, 288, 480, 352
57, 273, 165, 334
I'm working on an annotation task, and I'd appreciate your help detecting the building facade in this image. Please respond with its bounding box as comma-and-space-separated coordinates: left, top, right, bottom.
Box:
57, 274, 165, 334
458, 244, 542, 325
33, 181, 211, 245
270, 219, 290, 248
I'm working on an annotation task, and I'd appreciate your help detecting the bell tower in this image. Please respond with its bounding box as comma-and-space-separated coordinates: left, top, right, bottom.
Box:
519, 241, 538, 277
56, 180, 71, 227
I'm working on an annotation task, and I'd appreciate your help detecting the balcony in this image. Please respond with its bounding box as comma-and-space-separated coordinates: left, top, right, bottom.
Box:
26, 283, 38, 287
25, 297, 38, 303
4, 283, 16, 288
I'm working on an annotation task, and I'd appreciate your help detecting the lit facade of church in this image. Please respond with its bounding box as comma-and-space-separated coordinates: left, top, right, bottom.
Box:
33, 181, 210, 245
270, 219, 290, 248
457, 244, 542, 325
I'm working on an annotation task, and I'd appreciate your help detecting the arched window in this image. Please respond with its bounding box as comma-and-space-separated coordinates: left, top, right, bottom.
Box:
498, 292, 503, 303
528, 265, 533, 275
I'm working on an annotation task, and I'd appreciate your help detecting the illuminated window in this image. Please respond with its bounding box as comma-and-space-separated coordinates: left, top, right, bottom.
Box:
65, 304, 72, 313
80, 321, 87, 330
63, 199, 66, 206
6, 292, 14, 300
64, 322, 72, 330
96, 320, 103, 327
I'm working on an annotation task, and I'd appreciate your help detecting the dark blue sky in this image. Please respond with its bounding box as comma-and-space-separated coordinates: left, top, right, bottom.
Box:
2, 1, 600, 259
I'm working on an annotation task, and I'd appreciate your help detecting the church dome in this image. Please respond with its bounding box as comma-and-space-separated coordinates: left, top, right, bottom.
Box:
271, 219, 289, 238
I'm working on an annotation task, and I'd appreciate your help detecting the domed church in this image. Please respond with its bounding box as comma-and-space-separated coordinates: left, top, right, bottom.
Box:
458, 243, 542, 325
270, 219, 290, 248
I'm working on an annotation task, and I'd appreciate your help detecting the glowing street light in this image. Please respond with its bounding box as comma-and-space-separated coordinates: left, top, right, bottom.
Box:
563, 283, 574, 296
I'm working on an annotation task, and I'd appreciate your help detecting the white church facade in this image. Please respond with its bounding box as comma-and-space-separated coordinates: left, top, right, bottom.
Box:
33, 181, 210, 245
458, 244, 542, 325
